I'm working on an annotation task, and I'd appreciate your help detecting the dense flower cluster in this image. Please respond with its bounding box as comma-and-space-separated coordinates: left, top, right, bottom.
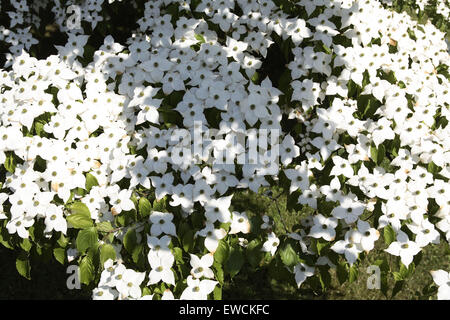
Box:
0, 0, 449, 300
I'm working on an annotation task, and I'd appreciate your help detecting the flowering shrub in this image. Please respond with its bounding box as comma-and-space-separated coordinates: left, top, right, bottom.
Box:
0, 0, 449, 300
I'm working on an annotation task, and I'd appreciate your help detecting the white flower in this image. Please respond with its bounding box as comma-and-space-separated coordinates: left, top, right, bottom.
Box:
262, 232, 279, 256
148, 253, 175, 286
280, 135, 300, 166
161, 289, 175, 300
331, 196, 365, 224
261, 215, 273, 230
92, 286, 119, 300
0, 193, 10, 220
190, 253, 215, 279
331, 230, 363, 265
430, 270, 450, 300
370, 117, 395, 148
204, 196, 232, 223
109, 189, 135, 215
294, 263, 315, 288
229, 211, 251, 235
329, 156, 354, 178
309, 214, 338, 241
6, 214, 34, 238
225, 36, 247, 61
116, 269, 146, 299
284, 162, 310, 193
356, 219, 380, 252
385, 230, 421, 267
149, 211, 176, 237
407, 219, 440, 248
44, 204, 67, 234
147, 235, 172, 259
151, 173, 174, 200
196, 223, 227, 253
180, 276, 218, 300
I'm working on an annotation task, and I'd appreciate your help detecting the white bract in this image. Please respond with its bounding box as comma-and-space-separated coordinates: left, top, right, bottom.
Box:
430, 270, 450, 300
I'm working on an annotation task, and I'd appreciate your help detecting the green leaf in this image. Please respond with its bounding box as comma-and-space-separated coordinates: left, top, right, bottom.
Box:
76, 227, 98, 254
96, 221, 114, 233
16, 254, 31, 279
20, 238, 32, 252
213, 285, 222, 300
337, 262, 348, 285
194, 34, 205, 43
79, 254, 95, 285
316, 239, 329, 255
318, 266, 331, 290
57, 233, 69, 248
153, 197, 167, 212
316, 199, 335, 217
67, 202, 93, 229
399, 262, 415, 279
115, 209, 136, 227
142, 287, 152, 297
251, 71, 259, 83
131, 243, 144, 265
427, 161, 439, 175
131, 192, 138, 208
87, 242, 101, 269
225, 246, 245, 278
377, 144, 385, 165
383, 225, 396, 246
214, 239, 229, 264
348, 265, 358, 283
321, 43, 332, 54
0, 231, 13, 249
173, 247, 183, 264
138, 197, 152, 218
267, 258, 292, 283
191, 211, 204, 229
278, 68, 292, 94
85, 173, 99, 192
393, 271, 403, 281
68, 202, 91, 217
362, 70, 371, 88
246, 239, 263, 268
34, 120, 46, 137
182, 229, 195, 252
4, 153, 16, 173
347, 79, 359, 98
279, 241, 299, 267
370, 145, 378, 163
99, 244, 116, 266
53, 247, 66, 264
33, 155, 46, 172
123, 228, 137, 254
213, 261, 225, 285
287, 190, 302, 212
389, 135, 401, 156
391, 280, 404, 299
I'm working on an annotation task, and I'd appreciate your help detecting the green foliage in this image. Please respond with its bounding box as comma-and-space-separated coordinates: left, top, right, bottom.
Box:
76, 227, 98, 254
138, 197, 152, 218
16, 252, 31, 280
66, 202, 93, 229
383, 225, 396, 246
